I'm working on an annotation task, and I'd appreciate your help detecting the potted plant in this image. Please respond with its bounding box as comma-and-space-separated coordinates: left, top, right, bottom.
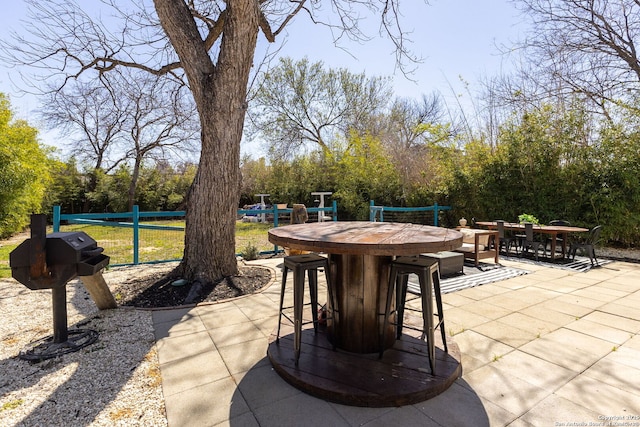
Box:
518, 213, 540, 225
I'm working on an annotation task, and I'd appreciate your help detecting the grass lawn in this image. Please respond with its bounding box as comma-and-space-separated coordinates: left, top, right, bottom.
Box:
0, 221, 275, 279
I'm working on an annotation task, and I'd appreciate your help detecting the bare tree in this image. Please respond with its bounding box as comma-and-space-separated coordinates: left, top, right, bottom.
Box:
384, 94, 449, 149
40, 79, 129, 211
119, 70, 199, 210
248, 57, 392, 160
1, 0, 426, 284
40, 69, 199, 212
41, 81, 127, 173
512, 0, 640, 117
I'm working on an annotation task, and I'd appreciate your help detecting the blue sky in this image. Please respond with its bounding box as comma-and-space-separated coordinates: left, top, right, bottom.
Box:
0, 0, 525, 156
268, 1, 524, 101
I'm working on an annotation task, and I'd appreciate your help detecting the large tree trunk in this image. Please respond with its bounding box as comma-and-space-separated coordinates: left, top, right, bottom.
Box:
154, 0, 259, 282
128, 156, 142, 212
180, 112, 240, 280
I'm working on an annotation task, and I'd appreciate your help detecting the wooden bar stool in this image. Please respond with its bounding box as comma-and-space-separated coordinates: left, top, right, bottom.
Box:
276, 253, 334, 365
380, 256, 447, 374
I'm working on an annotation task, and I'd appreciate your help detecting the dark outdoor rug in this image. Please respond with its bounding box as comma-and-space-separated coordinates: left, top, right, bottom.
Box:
407, 262, 531, 295
500, 254, 612, 273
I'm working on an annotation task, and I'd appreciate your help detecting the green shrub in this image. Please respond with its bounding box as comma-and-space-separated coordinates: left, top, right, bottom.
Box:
241, 242, 260, 261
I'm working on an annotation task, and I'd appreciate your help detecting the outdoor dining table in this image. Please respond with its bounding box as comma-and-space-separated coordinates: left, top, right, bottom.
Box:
268, 220, 463, 353
475, 221, 589, 259
267, 220, 465, 407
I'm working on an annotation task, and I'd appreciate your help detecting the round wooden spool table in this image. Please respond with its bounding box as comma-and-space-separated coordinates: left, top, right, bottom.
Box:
267, 221, 464, 407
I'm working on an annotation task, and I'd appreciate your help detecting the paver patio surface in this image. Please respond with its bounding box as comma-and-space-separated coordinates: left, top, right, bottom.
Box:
154, 257, 640, 426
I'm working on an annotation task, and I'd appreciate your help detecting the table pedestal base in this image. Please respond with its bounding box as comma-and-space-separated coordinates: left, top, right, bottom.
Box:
267, 323, 461, 407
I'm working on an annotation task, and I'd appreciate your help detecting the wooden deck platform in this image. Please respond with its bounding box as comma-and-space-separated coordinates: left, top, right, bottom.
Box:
267, 322, 462, 407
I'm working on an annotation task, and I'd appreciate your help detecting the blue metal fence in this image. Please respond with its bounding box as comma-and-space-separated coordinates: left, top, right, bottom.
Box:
52, 201, 448, 265
52, 201, 338, 266
53, 205, 186, 266
368, 200, 451, 226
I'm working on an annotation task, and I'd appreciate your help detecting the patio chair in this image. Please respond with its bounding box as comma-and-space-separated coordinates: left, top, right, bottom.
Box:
284, 204, 310, 256
496, 220, 518, 255
569, 225, 603, 266
521, 222, 546, 261
545, 220, 571, 257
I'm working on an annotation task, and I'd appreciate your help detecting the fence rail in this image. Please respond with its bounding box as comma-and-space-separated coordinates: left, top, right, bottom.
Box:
52, 201, 447, 266
52, 202, 338, 266
368, 200, 451, 226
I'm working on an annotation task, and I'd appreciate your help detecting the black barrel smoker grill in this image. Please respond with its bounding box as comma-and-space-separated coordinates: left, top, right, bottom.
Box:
9, 214, 114, 361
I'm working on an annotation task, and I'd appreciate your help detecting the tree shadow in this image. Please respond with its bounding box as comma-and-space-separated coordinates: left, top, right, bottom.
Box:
0, 278, 163, 425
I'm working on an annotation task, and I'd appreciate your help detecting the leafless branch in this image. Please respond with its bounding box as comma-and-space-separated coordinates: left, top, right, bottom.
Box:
512, 0, 640, 117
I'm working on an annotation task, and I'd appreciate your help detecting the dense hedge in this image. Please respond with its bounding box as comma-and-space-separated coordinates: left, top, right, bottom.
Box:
42, 161, 197, 216
240, 105, 640, 247
43, 104, 640, 248
448, 107, 640, 246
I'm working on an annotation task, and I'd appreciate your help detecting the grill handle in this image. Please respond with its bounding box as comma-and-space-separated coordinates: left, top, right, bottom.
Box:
81, 247, 104, 258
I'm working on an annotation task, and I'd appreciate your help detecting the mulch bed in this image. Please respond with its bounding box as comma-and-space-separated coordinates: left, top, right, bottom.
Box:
112, 265, 273, 309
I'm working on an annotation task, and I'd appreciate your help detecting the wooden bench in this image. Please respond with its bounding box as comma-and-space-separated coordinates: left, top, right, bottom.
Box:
453, 229, 499, 267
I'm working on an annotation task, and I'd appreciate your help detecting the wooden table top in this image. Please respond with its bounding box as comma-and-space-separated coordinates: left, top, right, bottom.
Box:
475, 221, 588, 233
268, 221, 463, 256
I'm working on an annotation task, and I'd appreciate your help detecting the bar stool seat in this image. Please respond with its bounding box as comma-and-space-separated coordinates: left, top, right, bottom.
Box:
380, 255, 447, 375
276, 253, 334, 365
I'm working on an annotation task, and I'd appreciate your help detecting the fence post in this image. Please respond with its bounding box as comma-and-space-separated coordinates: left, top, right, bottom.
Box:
433, 202, 439, 227
273, 205, 279, 228
332, 200, 337, 221
272, 205, 280, 253
53, 205, 61, 232
133, 205, 139, 265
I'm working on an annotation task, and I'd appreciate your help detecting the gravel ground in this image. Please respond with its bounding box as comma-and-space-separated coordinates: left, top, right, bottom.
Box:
596, 246, 640, 263
0, 265, 171, 427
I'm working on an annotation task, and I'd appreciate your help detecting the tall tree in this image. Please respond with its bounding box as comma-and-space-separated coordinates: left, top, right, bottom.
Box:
41, 81, 126, 174
119, 70, 199, 210
2, 0, 424, 284
513, 0, 640, 117
0, 93, 50, 237
41, 79, 128, 211
40, 70, 199, 211
384, 95, 449, 150
248, 57, 392, 160
380, 94, 452, 201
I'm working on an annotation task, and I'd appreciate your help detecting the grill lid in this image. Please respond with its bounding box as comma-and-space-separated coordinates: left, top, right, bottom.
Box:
46, 232, 100, 264
10, 231, 105, 290
10, 232, 99, 268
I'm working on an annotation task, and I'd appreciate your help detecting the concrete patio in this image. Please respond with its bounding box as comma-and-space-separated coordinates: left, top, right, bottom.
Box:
152, 257, 640, 426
